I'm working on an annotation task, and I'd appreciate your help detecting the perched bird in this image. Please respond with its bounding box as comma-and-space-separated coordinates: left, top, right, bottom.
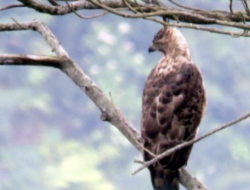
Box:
141, 27, 207, 190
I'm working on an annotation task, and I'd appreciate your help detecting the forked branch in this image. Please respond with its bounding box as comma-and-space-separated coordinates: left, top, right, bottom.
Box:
0, 20, 141, 151
2, 19, 250, 190
0, 54, 62, 68
1, 0, 248, 37
0, 21, 205, 190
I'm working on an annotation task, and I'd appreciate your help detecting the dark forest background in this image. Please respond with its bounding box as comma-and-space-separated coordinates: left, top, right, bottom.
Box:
0, 1, 250, 190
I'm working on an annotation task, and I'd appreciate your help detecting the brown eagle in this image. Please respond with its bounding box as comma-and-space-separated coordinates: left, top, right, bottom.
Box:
141, 27, 206, 190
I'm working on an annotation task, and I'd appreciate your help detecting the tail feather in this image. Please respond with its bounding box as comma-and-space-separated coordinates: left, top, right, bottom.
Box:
164, 171, 179, 190
150, 168, 179, 190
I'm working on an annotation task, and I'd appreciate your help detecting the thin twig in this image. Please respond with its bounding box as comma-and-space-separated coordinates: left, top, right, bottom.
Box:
230, 0, 233, 13
48, 0, 60, 6
131, 0, 144, 13
145, 17, 250, 37
0, 4, 25, 11
13, 0, 250, 36
141, 0, 164, 6
134, 160, 145, 164
242, 0, 250, 18
131, 112, 250, 175
168, 0, 203, 12
121, 0, 138, 13
87, 0, 250, 38
65, 0, 107, 19
11, 17, 26, 29
5, 4, 250, 38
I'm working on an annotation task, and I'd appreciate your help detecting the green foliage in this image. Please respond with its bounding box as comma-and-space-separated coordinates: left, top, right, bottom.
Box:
1, 1, 250, 190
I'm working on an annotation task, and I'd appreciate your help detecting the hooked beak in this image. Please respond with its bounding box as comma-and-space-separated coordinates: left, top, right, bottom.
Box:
148, 44, 157, 53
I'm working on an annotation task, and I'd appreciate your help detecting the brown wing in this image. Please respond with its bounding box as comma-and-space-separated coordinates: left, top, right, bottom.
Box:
142, 61, 206, 170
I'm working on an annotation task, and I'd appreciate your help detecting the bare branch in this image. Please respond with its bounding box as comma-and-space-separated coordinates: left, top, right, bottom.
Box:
65, 0, 107, 19
180, 169, 208, 190
131, 112, 250, 176
9, 0, 250, 38
242, 0, 250, 18
0, 20, 141, 150
48, 0, 60, 6
145, 17, 250, 37
14, 0, 250, 23
141, 0, 165, 6
168, 0, 203, 12
0, 4, 25, 11
17, 0, 131, 14
0, 54, 62, 68
230, 0, 233, 13
1, 0, 249, 188
0, 20, 205, 190
93, 0, 250, 30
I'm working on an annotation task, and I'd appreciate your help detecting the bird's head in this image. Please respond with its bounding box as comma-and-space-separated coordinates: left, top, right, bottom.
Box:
148, 27, 190, 59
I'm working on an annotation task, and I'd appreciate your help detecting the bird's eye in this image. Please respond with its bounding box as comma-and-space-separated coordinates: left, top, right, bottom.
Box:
155, 42, 164, 48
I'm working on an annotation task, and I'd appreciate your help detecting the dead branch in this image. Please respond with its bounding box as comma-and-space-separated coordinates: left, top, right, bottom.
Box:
0, 54, 62, 68
64, 0, 107, 19
87, 0, 250, 37
0, 20, 141, 150
0, 4, 25, 11
0, 21, 206, 190
15, 0, 130, 14
7, 0, 250, 24
180, 169, 208, 190
48, 0, 60, 6
0, 1, 249, 190
0, 0, 245, 37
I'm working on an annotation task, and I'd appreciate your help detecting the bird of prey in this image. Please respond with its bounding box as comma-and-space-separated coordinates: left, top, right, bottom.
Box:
141, 27, 207, 190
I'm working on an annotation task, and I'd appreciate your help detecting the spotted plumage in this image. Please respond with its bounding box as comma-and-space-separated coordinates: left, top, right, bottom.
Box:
142, 27, 207, 190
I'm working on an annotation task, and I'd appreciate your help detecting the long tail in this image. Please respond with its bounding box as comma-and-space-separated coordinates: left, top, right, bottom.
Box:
150, 168, 179, 190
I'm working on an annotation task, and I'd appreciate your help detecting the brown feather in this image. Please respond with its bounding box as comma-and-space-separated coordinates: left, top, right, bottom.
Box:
142, 27, 207, 190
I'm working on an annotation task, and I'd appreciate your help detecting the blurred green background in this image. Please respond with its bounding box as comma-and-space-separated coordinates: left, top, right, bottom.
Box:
0, 1, 250, 190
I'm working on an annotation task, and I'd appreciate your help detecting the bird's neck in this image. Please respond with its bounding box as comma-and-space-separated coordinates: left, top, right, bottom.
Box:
168, 54, 191, 64
156, 54, 189, 69
164, 43, 191, 61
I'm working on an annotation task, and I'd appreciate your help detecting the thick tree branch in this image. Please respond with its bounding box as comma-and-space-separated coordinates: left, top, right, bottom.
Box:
2, 0, 247, 37
180, 169, 208, 190
16, 0, 130, 14
10, 0, 250, 24
64, 0, 107, 19
48, 0, 60, 6
0, 4, 25, 11
0, 54, 62, 68
0, 21, 141, 151
0, 21, 206, 190
87, 0, 250, 37
11, 0, 250, 24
